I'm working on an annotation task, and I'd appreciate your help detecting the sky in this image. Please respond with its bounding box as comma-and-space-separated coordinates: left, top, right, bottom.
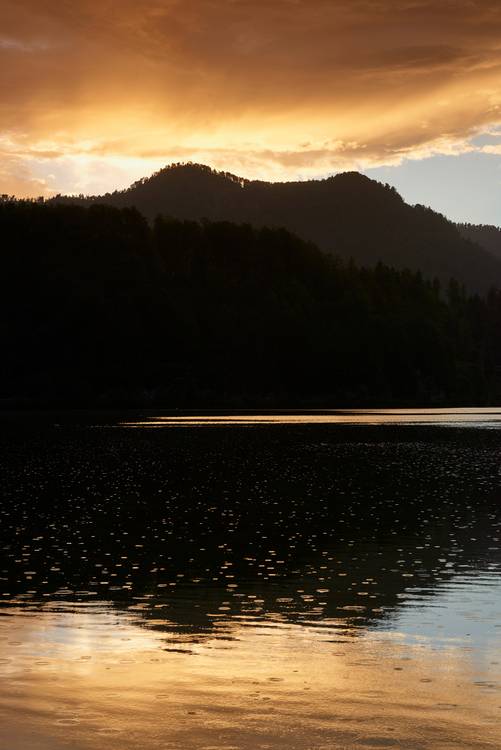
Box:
2, 0, 501, 225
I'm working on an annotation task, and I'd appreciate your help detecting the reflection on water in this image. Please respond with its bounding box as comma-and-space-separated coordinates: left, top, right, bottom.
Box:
1, 411, 501, 748
121, 407, 501, 427
1, 597, 501, 750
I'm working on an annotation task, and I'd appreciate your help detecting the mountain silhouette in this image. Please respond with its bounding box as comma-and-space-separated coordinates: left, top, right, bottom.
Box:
457, 223, 501, 261
52, 163, 501, 292
3, 198, 501, 407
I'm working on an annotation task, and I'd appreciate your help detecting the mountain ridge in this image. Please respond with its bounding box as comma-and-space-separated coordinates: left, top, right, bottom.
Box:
51, 163, 501, 293
3, 198, 501, 406
457, 223, 501, 261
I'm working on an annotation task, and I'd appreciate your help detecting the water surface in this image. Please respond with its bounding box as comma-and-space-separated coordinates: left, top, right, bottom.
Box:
1, 409, 501, 748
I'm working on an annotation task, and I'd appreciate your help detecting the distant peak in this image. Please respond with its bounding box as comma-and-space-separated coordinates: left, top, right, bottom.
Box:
330, 170, 369, 181
127, 162, 401, 196
131, 162, 249, 190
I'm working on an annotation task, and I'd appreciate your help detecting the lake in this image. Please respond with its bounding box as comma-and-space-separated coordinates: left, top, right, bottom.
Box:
1, 409, 501, 749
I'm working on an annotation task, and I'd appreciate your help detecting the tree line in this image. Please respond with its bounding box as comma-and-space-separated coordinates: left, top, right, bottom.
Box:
47, 163, 501, 293
1, 199, 501, 407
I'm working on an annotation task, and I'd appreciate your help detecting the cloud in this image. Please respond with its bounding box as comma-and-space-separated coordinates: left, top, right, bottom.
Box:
2, 0, 501, 193
0, 155, 53, 198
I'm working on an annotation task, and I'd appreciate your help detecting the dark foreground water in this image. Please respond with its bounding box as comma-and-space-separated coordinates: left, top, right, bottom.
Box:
1, 410, 501, 749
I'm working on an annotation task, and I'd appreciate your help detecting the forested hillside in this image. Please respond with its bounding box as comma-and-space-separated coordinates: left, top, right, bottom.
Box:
2, 199, 501, 407
458, 223, 501, 260
50, 163, 501, 293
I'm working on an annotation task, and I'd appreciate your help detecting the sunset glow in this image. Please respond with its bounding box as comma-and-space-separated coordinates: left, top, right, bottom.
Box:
3, 0, 501, 201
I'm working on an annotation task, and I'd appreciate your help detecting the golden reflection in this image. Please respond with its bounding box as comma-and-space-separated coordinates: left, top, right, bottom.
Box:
1, 603, 500, 749
119, 408, 501, 428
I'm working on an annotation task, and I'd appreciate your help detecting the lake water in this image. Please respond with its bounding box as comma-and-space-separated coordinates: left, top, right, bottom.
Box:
1, 409, 501, 749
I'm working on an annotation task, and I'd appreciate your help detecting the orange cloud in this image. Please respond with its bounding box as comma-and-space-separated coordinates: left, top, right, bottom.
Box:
2, 0, 501, 194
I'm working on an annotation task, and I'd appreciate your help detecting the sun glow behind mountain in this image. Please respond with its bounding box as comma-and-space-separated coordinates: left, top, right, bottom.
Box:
2, 0, 501, 222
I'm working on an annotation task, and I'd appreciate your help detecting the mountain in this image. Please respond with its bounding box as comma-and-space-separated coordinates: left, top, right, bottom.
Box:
457, 223, 501, 261
2, 199, 501, 407
52, 163, 501, 293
